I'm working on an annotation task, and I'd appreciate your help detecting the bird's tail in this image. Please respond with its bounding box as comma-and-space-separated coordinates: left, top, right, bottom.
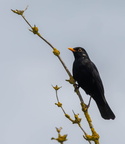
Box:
94, 98, 115, 120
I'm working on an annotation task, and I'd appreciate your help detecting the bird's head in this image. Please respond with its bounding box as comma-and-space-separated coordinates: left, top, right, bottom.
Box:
68, 47, 90, 59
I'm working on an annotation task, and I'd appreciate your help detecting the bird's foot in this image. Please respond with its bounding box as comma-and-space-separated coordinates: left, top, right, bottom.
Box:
86, 97, 92, 109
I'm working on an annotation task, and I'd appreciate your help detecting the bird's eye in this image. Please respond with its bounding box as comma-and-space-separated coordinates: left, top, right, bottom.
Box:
78, 48, 82, 52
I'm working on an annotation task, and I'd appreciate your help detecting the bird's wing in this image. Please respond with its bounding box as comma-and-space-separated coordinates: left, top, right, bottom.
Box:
88, 60, 105, 95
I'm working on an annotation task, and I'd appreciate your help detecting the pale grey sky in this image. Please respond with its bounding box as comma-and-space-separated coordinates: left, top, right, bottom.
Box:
1, 0, 125, 144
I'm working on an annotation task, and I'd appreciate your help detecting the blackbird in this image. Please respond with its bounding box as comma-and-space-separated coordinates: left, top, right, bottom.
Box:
68, 47, 115, 120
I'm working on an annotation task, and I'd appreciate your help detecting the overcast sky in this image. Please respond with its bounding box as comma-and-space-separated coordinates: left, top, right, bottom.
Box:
1, 0, 125, 144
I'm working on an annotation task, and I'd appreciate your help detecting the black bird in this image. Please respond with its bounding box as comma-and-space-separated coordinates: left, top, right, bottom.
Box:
68, 47, 115, 120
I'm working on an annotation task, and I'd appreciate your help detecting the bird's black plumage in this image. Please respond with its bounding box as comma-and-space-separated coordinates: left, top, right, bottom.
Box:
68, 47, 115, 120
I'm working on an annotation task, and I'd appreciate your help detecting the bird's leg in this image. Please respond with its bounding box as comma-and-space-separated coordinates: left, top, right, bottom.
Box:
87, 97, 92, 109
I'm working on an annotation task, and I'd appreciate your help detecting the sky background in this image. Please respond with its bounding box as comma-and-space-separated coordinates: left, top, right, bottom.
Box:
1, 0, 125, 144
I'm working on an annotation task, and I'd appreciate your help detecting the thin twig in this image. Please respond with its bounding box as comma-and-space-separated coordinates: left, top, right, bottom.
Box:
22, 15, 32, 28
57, 56, 72, 78
37, 33, 55, 49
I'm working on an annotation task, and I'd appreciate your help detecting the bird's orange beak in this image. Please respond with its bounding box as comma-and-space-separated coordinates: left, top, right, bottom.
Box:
68, 48, 76, 52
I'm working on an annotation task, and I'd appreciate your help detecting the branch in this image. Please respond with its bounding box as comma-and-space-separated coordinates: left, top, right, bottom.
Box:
11, 7, 100, 144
